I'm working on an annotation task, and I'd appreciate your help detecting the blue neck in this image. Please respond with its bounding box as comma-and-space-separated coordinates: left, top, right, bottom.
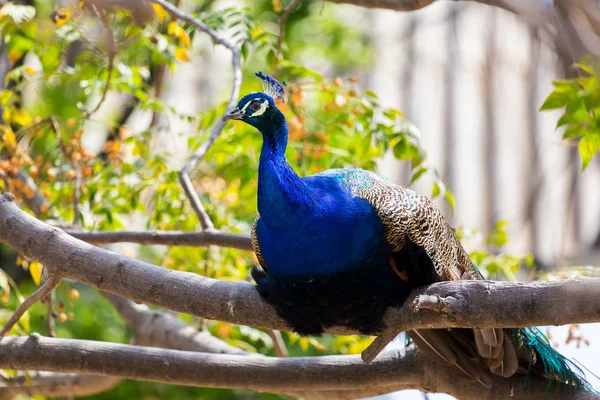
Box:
257, 112, 314, 228
258, 112, 288, 163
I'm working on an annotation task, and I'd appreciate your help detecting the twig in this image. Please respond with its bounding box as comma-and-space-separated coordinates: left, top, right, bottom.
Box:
147, 0, 177, 129
361, 330, 401, 363
0, 274, 61, 336
267, 330, 289, 357
46, 289, 56, 338
72, 167, 82, 228
149, 63, 167, 128
85, 9, 116, 120
48, 118, 81, 227
149, 0, 242, 231
273, 0, 301, 78
559, 149, 581, 263
64, 229, 252, 250
365, 292, 473, 363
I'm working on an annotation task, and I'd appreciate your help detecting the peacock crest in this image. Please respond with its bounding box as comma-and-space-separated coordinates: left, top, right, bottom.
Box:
255, 71, 287, 102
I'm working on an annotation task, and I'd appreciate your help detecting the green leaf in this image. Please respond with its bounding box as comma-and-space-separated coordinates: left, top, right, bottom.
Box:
410, 166, 427, 184
364, 90, 378, 99
445, 188, 456, 211
392, 138, 418, 160
552, 80, 573, 90
556, 106, 589, 128
540, 90, 570, 110
579, 133, 600, 170
383, 108, 404, 121
241, 41, 249, 61
563, 124, 586, 139
487, 220, 509, 247
577, 62, 596, 75
279, 61, 323, 82
431, 182, 440, 198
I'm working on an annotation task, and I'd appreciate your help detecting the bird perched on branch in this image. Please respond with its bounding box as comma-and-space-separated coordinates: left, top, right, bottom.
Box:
222, 72, 590, 389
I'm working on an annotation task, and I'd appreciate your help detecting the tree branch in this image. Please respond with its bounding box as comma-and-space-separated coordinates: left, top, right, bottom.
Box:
0, 335, 596, 400
1, 193, 599, 336
273, 0, 302, 78
84, 9, 116, 120
323, 0, 537, 15
0, 273, 61, 337
65, 229, 252, 251
8, 170, 48, 217
324, 0, 436, 11
102, 293, 392, 399
324, 0, 598, 65
0, 372, 121, 398
0, 294, 248, 399
266, 329, 289, 357
102, 292, 249, 355
0, 293, 251, 399
148, 0, 242, 231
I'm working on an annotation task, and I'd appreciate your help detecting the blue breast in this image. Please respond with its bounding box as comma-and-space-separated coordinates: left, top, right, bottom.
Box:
256, 166, 390, 278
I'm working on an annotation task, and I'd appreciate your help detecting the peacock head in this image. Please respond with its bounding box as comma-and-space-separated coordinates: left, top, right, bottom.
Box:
222, 72, 286, 130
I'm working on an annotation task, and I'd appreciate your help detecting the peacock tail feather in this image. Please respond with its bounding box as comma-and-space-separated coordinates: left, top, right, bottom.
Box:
513, 327, 592, 391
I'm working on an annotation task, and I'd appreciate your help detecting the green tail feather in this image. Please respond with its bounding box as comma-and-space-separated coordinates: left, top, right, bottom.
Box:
513, 327, 592, 391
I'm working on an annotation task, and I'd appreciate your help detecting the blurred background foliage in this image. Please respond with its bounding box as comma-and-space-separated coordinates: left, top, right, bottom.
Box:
0, 0, 597, 399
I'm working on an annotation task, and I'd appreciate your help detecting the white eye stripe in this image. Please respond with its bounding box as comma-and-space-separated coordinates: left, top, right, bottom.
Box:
240, 98, 261, 113
249, 99, 269, 117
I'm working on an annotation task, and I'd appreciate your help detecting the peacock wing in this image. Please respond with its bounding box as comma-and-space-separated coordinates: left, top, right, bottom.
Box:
251, 215, 268, 273
335, 169, 519, 378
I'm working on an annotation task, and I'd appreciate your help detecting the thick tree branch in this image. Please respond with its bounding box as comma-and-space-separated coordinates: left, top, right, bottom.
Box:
324, 0, 598, 65
323, 0, 522, 13
0, 372, 121, 398
1, 193, 599, 336
0, 294, 247, 399
0, 335, 419, 392
0, 293, 251, 399
66, 230, 252, 251
0, 335, 596, 400
102, 293, 394, 399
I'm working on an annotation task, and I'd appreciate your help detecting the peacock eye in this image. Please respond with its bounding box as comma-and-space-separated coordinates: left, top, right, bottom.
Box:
249, 102, 261, 111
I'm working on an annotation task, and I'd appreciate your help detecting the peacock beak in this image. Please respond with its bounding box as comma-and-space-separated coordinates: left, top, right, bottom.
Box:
222, 107, 244, 121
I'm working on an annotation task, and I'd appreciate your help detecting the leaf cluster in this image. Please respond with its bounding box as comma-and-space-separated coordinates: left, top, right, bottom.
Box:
541, 61, 600, 169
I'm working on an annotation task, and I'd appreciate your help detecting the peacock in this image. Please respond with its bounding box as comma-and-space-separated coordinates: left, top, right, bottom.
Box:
222, 72, 591, 389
